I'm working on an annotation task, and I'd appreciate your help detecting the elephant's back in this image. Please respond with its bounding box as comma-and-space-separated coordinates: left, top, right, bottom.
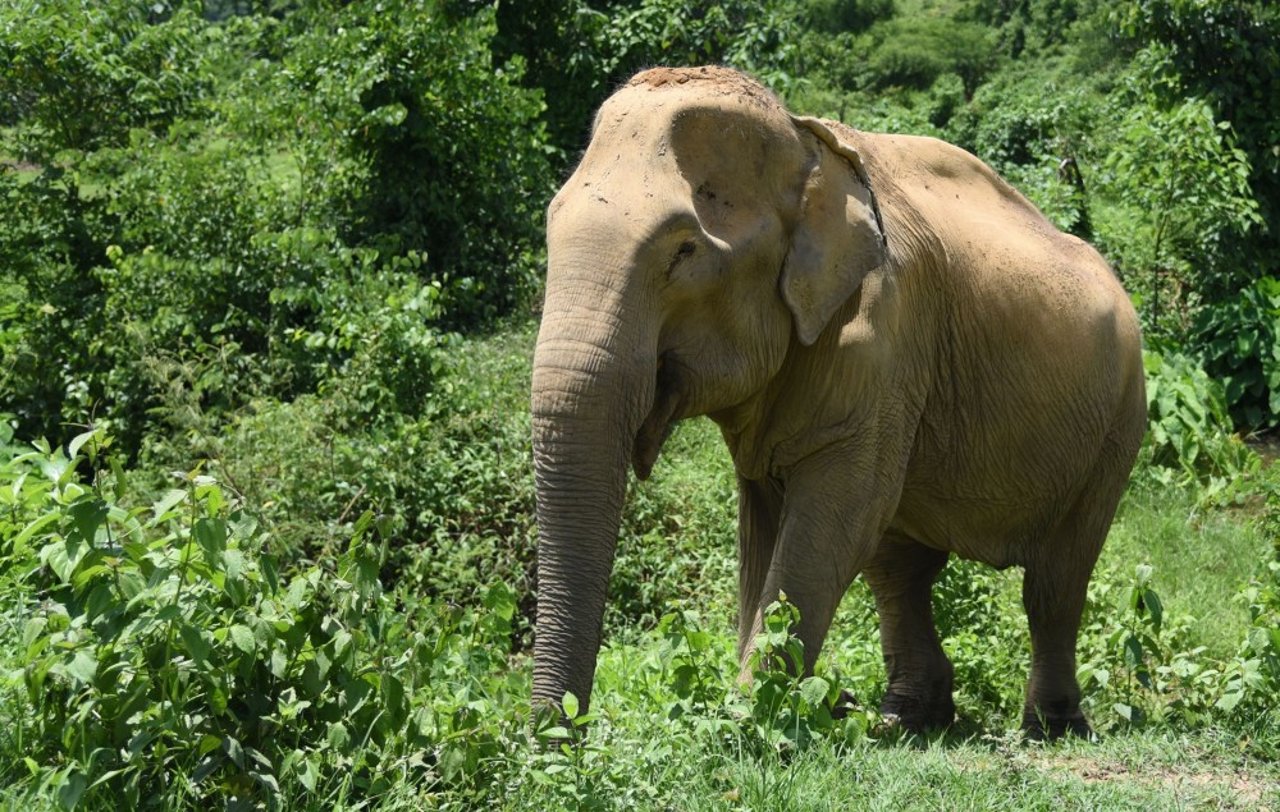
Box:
859, 130, 1139, 372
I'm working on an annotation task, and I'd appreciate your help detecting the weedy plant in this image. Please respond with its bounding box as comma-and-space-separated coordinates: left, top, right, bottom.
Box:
1140, 349, 1258, 489
1, 424, 528, 809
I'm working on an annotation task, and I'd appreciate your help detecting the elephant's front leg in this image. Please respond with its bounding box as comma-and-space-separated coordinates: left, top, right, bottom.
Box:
737, 439, 901, 680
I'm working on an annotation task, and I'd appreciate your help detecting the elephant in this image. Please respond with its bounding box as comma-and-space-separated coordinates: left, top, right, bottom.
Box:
530, 65, 1145, 738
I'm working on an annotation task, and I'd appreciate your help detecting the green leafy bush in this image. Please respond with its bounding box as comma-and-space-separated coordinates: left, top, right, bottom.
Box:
0, 1, 216, 158
2, 426, 527, 808
1097, 88, 1262, 336
1112, 0, 1280, 282
805, 0, 894, 33
1195, 276, 1280, 431
1140, 349, 1257, 484
265, 1, 554, 326
862, 17, 999, 96
1, 1, 554, 456
739, 597, 865, 752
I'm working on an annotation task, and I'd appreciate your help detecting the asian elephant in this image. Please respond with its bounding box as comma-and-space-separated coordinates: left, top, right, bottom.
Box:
530, 66, 1145, 738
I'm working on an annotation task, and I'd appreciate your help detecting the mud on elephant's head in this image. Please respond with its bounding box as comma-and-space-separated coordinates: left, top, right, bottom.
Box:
531, 66, 889, 712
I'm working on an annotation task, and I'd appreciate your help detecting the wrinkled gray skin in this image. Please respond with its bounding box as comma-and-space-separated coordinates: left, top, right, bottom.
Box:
530, 66, 1145, 738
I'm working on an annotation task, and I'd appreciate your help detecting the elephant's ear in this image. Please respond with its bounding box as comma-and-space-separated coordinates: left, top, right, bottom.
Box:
781, 116, 888, 346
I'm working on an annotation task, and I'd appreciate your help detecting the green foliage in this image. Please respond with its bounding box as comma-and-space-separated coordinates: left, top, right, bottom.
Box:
1098, 88, 1262, 335
0, 1, 215, 157
0, 1, 553, 455
1112, 0, 1280, 280
1078, 566, 1195, 729
960, 0, 1110, 59
1, 426, 527, 808
267, 2, 554, 324
805, 0, 894, 33
595, 0, 804, 93
929, 561, 1028, 727
739, 597, 867, 753
5, 400, 1280, 805
862, 17, 1000, 97
491, 0, 804, 156
612, 419, 737, 630
1140, 349, 1257, 485
0, 159, 115, 445
1194, 276, 1280, 431
166, 328, 534, 614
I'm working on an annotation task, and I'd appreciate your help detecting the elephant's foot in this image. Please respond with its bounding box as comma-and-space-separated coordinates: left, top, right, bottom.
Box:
829, 689, 860, 720
880, 687, 955, 732
1021, 703, 1092, 740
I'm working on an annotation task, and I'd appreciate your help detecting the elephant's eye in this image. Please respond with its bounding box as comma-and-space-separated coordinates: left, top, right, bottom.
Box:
666, 240, 697, 279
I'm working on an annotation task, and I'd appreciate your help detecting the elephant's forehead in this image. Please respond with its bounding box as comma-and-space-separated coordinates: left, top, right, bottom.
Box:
552, 68, 802, 226
625, 66, 783, 109
591, 71, 789, 147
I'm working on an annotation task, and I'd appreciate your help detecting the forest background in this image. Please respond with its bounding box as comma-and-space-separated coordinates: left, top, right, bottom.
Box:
2, 0, 1280, 808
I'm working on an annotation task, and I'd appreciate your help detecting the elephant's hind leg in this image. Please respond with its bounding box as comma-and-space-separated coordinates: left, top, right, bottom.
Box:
1021, 560, 1094, 739
1021, 466, 1127, 739
864, 535, 955, 732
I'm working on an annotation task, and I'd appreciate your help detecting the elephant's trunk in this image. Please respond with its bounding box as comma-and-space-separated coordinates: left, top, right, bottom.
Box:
530, 294, 655, 713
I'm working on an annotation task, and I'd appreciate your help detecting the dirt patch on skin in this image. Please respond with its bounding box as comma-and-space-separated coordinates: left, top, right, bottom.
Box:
626, 65, 783, 109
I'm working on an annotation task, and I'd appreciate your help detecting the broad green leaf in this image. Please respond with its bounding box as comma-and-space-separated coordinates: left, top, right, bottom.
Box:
327, 721, 350, 751
251, 771, 281, 795
56, 769, 88, 810
67, 498, 107, 545
194, 518, 227, 557
180, 624, 212, 665
383, 672, 406, 728
299, 757, 319, 792
1123, 636, 1144, 668
270, 648, 288, 678
67, 428, 97, 461
66, 650, 97, 685
11, 511, 60, 556
799, 676, 830, 707
42, 541, 83, 584
222, 736, 245, 769
22, 617, 48, 650
149, 489, 188, 525
1142, 588, 1164, 632
229, 624, 255, 654
197, 734, 222, 757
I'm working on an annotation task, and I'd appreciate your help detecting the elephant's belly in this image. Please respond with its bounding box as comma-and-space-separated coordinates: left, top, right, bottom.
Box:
892, 388, 1112, 568
889, 467, 1080, 569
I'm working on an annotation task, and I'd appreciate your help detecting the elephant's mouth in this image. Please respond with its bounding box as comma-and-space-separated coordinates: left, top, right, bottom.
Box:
632, 353, 685, 481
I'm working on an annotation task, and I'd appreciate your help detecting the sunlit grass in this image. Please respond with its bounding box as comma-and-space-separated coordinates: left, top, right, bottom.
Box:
1105, 479, 1272, 655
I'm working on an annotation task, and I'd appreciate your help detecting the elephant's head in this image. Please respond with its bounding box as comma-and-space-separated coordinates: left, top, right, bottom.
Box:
530, 66, 887, 713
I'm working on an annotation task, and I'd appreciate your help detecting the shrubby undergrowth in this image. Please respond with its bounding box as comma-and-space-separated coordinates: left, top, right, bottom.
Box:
3, 415, 1279, 808
1, 423, 528, 808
